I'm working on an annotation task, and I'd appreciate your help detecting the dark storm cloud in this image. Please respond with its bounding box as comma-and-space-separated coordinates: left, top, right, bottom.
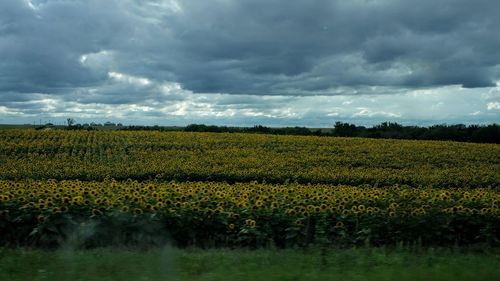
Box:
0, 0, 123, 94
1, 0, 499, 106
163, 0, 500, 93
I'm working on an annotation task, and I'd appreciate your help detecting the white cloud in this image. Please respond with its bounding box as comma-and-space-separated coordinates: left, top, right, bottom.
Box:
486, 102, 500, 110
108, 72, 151, 86
352, 108, 401, 118
1, 83, 499, 126
25, 0, 36, 10
0, 106, 23, 116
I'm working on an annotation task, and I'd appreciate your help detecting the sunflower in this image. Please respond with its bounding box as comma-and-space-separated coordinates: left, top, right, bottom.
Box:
255, 200, 264, 208
245, 219, 256, 228
121, 205, 130, 213
37, 215, 47, 224
92, 208, 103, 216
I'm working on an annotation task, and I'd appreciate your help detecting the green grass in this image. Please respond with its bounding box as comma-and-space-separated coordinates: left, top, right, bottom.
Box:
1, 247, 499, 281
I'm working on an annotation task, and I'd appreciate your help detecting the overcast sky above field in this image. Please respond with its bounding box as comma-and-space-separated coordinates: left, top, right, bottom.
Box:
0, 0, 499, 126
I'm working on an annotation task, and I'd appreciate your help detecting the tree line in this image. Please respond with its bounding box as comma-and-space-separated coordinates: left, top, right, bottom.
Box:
182, 122, 499, 143
330, 122, 499, 143
59, 121, 499, 143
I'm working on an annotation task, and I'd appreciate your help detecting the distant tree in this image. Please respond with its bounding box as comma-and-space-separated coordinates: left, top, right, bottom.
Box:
375, 122, 403, 131
333, 122, 357, 137
66, 118, 75, 127
471, 124, 500, 143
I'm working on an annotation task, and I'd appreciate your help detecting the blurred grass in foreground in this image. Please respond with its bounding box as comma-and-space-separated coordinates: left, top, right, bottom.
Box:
1, 247, 499, 281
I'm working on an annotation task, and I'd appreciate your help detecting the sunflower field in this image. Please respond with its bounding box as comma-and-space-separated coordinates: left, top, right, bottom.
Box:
0, 129, 499, 248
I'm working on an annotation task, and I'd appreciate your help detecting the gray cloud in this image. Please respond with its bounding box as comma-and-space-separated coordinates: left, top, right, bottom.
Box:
163, 0, 500, 92
0, 0, 499, 125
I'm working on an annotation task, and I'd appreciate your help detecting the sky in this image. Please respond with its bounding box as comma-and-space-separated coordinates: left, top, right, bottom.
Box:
0, 0, 499, 127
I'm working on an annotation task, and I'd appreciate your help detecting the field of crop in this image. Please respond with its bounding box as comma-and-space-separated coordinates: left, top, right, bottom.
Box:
0, 129, 499, 248
1, 130, 499, 187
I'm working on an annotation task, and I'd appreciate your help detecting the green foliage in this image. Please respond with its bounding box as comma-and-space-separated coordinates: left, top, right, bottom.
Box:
0, 247, 499, 281
0, 180, 498, 248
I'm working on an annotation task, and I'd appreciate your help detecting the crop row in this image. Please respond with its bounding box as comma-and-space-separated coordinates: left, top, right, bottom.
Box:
1, 130, 499, 188
1, 179, 498, 248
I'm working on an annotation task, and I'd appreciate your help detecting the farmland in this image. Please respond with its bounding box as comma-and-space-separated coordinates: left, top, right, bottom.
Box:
0, 129, 498, 249
1, 130, 498, 187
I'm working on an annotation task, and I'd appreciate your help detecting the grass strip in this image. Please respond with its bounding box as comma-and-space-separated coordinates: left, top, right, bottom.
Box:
1, 247, 499, 281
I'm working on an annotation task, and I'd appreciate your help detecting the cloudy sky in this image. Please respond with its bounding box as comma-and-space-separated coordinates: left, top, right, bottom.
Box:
1, 0, 499, 126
